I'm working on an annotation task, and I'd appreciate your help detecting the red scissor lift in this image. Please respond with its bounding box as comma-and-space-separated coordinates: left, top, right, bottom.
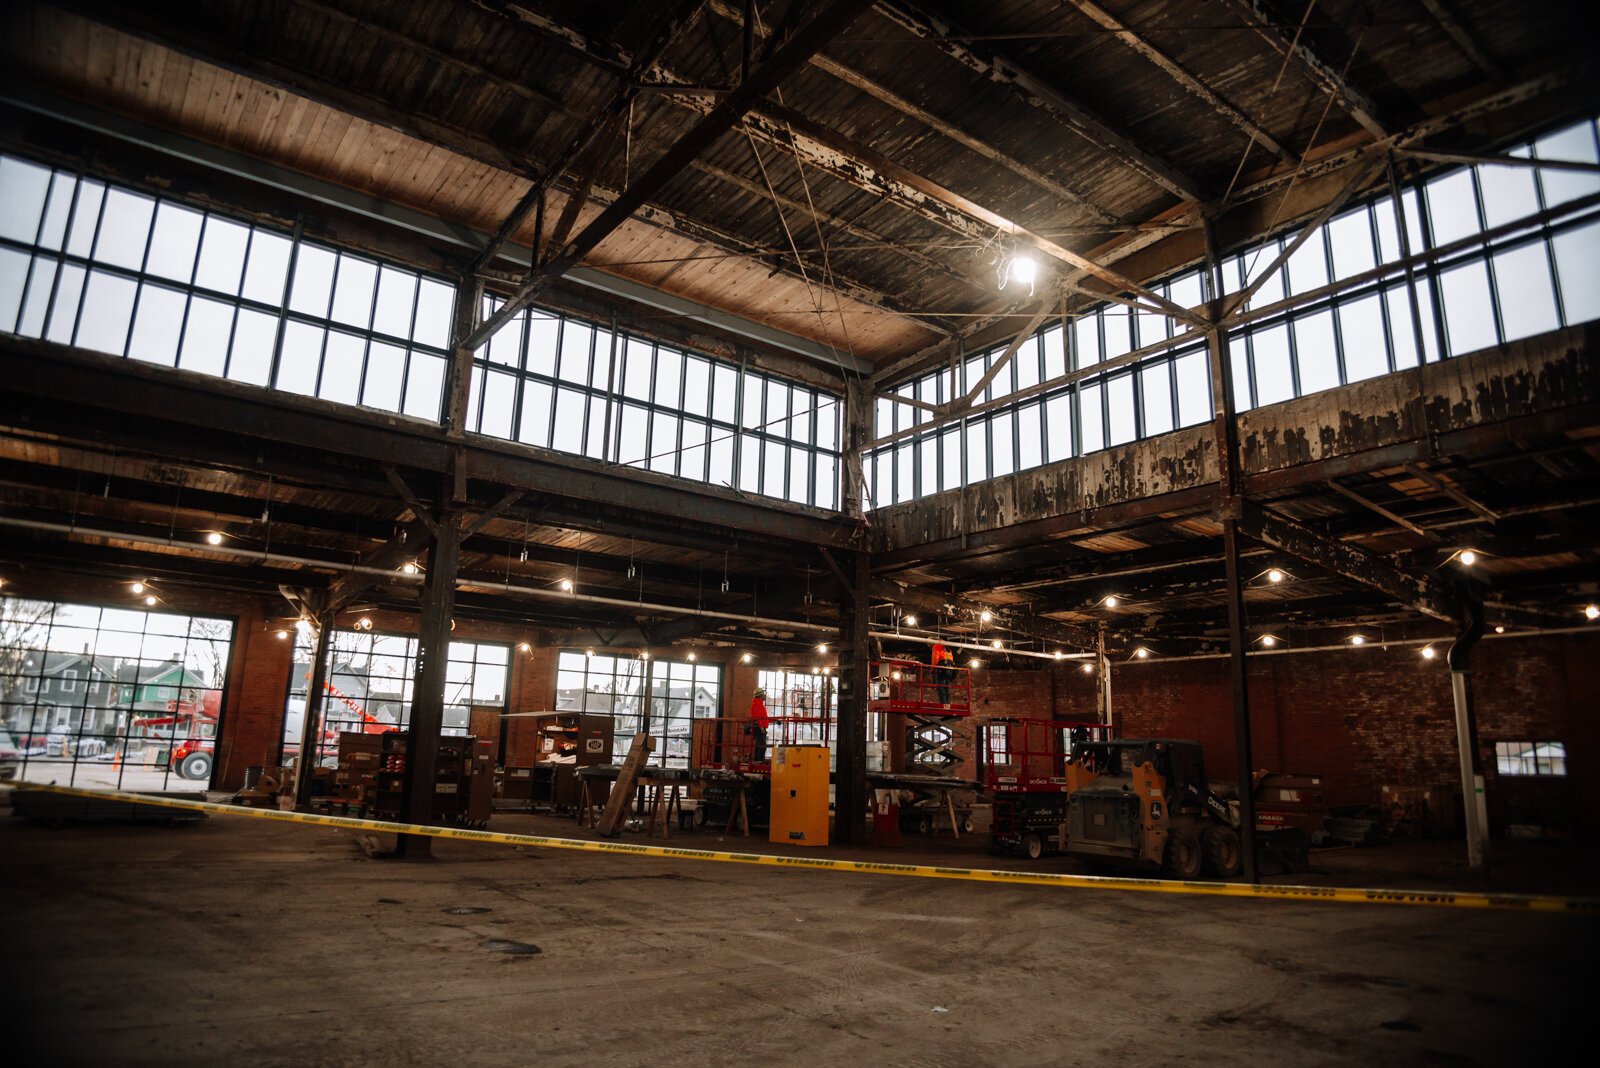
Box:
979, 718, 1114, 859
865, 659, 979, 837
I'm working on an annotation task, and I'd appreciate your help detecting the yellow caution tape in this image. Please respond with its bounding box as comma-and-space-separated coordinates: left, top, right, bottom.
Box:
5, 781, 1595, 913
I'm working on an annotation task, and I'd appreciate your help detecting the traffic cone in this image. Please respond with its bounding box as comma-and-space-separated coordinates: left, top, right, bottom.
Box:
112, 748, 121, 770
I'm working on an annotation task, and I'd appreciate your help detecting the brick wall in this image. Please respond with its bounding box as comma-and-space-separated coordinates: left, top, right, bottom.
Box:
972, 633, 1600, 835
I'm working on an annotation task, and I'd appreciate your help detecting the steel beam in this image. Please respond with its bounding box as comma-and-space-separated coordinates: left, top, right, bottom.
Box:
705, 0, 1121, 224
835, 549, 871, 844
1062, 0, 1295, 165
870, 0, 1204, 201
398, 501, 460, 857
1221, 519, 1260, 882
1236, 500, 1457, 622
1219, 0, 1388, 138
463, 0, 876, 350
470, 0, 710, 274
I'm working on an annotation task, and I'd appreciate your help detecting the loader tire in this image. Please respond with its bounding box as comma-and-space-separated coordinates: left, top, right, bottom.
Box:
1202, 824, 1243, 877
1164, 828, 1203, 879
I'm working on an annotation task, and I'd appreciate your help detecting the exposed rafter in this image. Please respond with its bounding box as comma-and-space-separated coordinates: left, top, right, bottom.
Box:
469, 0, 710, 274
704, 0, 1122, 226
1061, 0, 1296, 165
1219, 0, 1388, 138
1417, 0, 1505, 80
1236, 500, 1457, 622
869, 0, 1206, 201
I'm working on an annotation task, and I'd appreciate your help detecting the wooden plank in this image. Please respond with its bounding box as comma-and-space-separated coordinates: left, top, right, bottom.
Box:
594, 732, 655, 837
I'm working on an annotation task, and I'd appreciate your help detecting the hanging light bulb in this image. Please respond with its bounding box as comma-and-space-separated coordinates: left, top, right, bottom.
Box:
1350, 635, 1366, 645
1458, 550, 1477, 567
1586, 604, 1599, 621
518, 642, 531, 652
143, 595, 157, 606
205, 532, 223, 546
1053, 651, 1065, 660
687, 651, 697, 662
991, 639, 1003, 650
130, 582, 145, 595
979, 610, 993, 623
560, 578, 573, 592
1080, 661, 1094, 674
1009, 254, 1037, 288
275, 630, 289, 640
1493, 625, 1505, 634
1260, 635, 1277, 647
968, 658, 981, 669
400, 561, 418, 575
1104, 596, 1119, 608
1421, 646, 1437, 660
817, 643, 828, 654
741, 653, 752, 664
1134, 647, 1150, 659
904, 614, 917, 627
1267, 568, 1284, 583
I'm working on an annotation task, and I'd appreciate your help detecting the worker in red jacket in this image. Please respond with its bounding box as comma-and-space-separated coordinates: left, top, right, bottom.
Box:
749, 686, 772, 763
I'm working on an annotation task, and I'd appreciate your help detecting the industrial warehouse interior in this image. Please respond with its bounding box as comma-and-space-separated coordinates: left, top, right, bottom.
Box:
0, 0, 1595, 1063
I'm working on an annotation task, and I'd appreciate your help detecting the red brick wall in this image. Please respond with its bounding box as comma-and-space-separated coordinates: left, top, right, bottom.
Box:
976, 634, 1600, 835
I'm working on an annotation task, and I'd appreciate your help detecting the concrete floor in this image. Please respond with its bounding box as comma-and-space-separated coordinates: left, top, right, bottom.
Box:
2, 806, 1592, 1066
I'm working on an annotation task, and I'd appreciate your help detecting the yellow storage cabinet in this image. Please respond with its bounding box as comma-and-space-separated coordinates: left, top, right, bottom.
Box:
769, 745, 830, 847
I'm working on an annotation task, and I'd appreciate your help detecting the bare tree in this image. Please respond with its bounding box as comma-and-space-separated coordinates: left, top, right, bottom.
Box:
0, 598, 54, 683
187, 618, 235, 689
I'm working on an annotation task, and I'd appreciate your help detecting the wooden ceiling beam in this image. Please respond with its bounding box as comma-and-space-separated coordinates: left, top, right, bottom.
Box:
1061, 0, 1296, 166
870, 0, 1205, 202
1417, 0, 1505, 81
461, 0, 879, 351
470, 0, 710, 274
704, 0, 1123, 226
1218, 0, 1389, 139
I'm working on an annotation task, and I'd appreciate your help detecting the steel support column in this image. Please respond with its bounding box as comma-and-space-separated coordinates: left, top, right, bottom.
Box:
397, 504, 461, 857
293, 610, 333, 811
1448, 593, 1491, 872
1222, 518, 1259, 884
834, 549, 871, 844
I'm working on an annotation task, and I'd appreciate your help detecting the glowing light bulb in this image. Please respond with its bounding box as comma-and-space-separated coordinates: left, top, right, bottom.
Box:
640, 651, 650, 660
1261, 635, 1276, 647
144, 595, 157, 606
1494, 625, 1505, 634
1053, 651, 1064, 660
1459, 550, 1477, 566
1267, 568, 1284, 583
980, 610, 993, 623
817, 643, 828, 654
206, 532, 223, 546
1421, 646, 1436, 660
1104, 596, 1119, 608
687, 652, 697, 662
904, 614, 917, 626
991, 639, 1002, 650
560, 578, 573, 591
1586, 604, 1599, 621
741, 653, 752, 664
1080, 662, 1094, 673
130, 582, 145, 595
401, 562, 418, 575
1009, 255, 1037, 287
275, 630, 289, 640
1135, 647, 1149, 659
968, 659, 980, 669
1351, 635, 1366, 645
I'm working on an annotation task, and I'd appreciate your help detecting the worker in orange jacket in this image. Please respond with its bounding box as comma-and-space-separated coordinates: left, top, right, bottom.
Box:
931, 643, 955, 705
